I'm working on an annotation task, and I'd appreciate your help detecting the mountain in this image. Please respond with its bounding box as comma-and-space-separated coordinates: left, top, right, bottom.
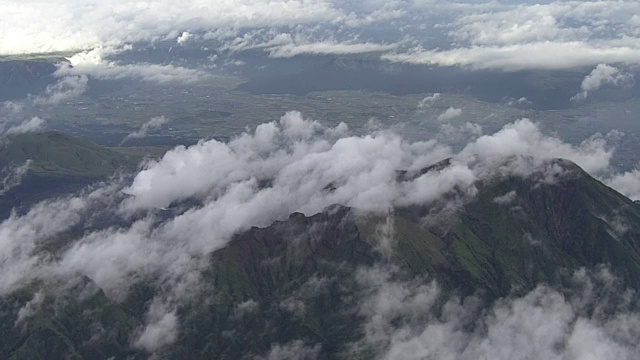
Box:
0, 132, 139, 179
0, 132, 140, 217
0, 59, 62, 101
3, 158, 640, 359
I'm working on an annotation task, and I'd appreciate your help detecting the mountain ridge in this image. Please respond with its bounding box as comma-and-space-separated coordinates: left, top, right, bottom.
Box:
3, 157, 640, 359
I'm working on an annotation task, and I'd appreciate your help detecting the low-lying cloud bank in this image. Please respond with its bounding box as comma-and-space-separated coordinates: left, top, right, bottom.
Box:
0, 110, 637, 352
350, 266, 640, 360
4, 1, 640, 72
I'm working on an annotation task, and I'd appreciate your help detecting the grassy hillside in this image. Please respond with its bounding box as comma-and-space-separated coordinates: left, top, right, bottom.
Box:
0, 132, 141, 219
0, 132, 139, 179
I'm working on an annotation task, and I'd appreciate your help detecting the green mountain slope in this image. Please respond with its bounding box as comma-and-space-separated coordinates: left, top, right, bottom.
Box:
4, 158, 640, 359
0, 59, 61, 101
0, 132, 141, 219
0, 132, 139, 179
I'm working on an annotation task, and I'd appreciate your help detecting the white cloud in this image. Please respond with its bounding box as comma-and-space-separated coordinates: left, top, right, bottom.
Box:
134, 298, 178, 352
14, 290, 44, 327
6, 117, 45, 135
33, 75, 88, 105
264, 340, 321, 360
459, 118, 614, 176
2, 0, 640, 72
352, 266, 640, 360
437, 107, 462, 122
571, 64, 634, 101
438, 122, 483, 145
56, 49, 206, 84
176, 31, 193, 45
267, 41, 397, 58
0, 111, 628, 347
605, 170, 640, 201
122, 116, 169, 143
0, 159, 32, 196
3, 101, 24, 114
0, 0, 345, 56
225, 32, 397, 58
506, 97, 532, 107
417, 93, 441, 108
0, 180, 127, 296
384, 42, 640, 71
381, 1, 640, 71
493, 190, 517, 205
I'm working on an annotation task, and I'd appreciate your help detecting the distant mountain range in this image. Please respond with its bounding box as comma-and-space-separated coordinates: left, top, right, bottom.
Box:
0, 59, 61, 102
2, 133, 640, 358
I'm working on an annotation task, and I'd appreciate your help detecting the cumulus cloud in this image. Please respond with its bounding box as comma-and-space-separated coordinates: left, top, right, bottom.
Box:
14, 290, 45, 327
134, 298, 178, 352
5, 117, 45, 135
0, 159, 32, 196
435, 123, 483, 148
3, 101, 24, 114
176, 31, 193, 45
384, 1, 640, 71
3, 0, 639, 73
505, 97, 532, 107
0, 111, 629, 350
0, 184, 121, 295
16, 47, 206, 106
384, 42, 640, 71
32, 75, 89, 105
264, 340, 321, 360
605, 170, 640, 201
417, 93, 441, 109
571, 64, 634, 101
56, 48, 206, 84
0, 1, 345, 56
122, 116, 169, 143
459, 119, 614, 176
351, 266, 640, 360
0, 0, 639, 81
437, 107, 463, 122
493, 190, 517, 205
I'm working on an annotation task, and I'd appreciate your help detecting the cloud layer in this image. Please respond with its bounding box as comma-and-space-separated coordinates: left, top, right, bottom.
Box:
4, 0, 640, 72
0, 110, 634, 352
352, 266, 640, 360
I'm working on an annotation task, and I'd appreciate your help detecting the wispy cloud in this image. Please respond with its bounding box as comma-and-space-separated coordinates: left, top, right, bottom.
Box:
5, 117, 44, 135
121, 116, 169, 144
571, 64, 634, 101
351, 266, 640, 360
